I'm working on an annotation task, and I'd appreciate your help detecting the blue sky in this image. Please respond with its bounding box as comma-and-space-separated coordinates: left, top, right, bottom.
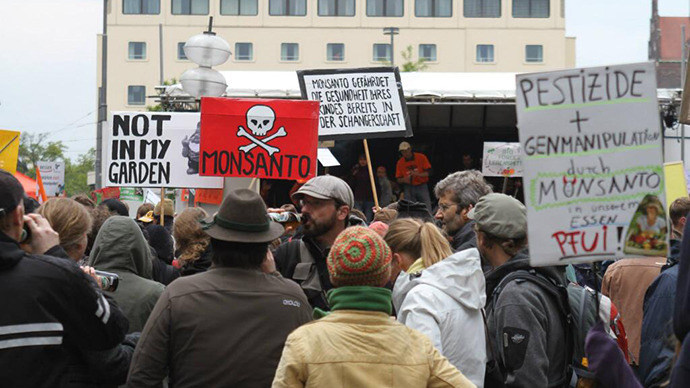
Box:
0, 0, 688, 159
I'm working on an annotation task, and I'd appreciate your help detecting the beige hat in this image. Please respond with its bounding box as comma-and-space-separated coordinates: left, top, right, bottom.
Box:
292, 175, 354, 208
468, 193, 527, 239
154, 199, 174, 217
398, 141, 412, 151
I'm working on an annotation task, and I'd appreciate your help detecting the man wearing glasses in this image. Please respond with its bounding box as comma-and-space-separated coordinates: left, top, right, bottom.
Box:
434, 170, 493, 271
274, 175, 365, 310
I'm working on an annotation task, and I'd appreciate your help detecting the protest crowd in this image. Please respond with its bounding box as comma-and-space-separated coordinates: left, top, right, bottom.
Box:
2, 136, 690, 388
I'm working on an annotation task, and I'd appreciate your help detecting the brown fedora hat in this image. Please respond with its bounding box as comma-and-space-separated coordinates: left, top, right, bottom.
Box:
204, 189, 284, 243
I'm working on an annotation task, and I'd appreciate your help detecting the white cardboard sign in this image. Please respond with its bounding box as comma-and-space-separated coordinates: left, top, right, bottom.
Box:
105, 112, 223, 188
37, 161, 65, 197
297, 67, 412, 140
482, 142, 523, 177
516, 62, 666, 266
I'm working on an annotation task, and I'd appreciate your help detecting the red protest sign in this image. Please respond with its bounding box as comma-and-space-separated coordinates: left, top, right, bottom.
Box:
200, 98, 319, 181
195, 188, 224, 205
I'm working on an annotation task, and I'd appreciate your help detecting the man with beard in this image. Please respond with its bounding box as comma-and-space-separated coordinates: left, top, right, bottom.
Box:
434, 170, 492, 271
274, 175, 364, 310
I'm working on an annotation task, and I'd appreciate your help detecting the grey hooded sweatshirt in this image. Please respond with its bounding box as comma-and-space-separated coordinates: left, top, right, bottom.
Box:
89, 216, 165, 333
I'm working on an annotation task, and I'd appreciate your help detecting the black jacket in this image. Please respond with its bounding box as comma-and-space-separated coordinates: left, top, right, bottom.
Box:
0, 231, 129, 387
451, 220, 492, 272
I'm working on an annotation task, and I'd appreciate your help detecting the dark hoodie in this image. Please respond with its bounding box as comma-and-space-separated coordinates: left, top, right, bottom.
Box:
484, 251, 569, 388
89, 216, 165, 333
675, 220, 690, 343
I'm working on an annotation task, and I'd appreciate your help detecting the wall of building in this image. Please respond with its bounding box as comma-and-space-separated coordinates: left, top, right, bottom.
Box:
102, 0, 575, 111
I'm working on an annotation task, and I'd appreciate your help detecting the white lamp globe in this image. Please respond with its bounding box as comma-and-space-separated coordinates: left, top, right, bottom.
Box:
183, 33, 231, 67
180, 67, 227, 98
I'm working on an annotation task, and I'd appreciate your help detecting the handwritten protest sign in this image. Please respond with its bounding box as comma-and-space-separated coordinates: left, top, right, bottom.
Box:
120, 187, 144, 202
516, 62, 666, 266
482, 142, 523, 177
0, 129, 20, 174
200, 98, 319, 181
105, 112, 223, 189
36, 161, 65, 197
297, 67, 412, 140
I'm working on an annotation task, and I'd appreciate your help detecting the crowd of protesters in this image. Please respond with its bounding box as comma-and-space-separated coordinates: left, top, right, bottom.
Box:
3, 140, 690, 387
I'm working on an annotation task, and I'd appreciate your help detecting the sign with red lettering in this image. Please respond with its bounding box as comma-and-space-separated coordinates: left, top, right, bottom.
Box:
200, 98, 319, 181
516, 62, 666, 266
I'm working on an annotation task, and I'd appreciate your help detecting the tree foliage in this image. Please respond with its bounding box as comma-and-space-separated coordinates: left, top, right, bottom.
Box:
17, 133, 94, 197
400, 45, 428, 72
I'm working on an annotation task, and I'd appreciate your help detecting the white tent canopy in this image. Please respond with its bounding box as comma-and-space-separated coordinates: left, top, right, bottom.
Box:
163, 70, 678, 102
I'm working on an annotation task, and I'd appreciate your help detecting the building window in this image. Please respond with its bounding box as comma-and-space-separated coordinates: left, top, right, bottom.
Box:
128, 86, 146, 105
415, 0, 451, 17
367, 0, 403, 17
476, 44, 494, 62
327, 43, 345, 61
220, 0, 258, 15
373, 43, 391, 62
281, 43, 299, 61
235, 42, 253, 60
128, 42, 147, 60
318, 0, 355, 16
178, 42, 188, 60
513, 0, 549, 18
525, 44, 543, 62
464, 0, 500, 17
172, 0, 209, 15
270, 0, 307, 16
123, 0, 160, 14
419, 44, 437, 61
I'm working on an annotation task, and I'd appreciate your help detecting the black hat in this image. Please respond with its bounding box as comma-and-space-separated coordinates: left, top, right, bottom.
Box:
102, 198, 129, 217
0, 170, 25, 218
205, 189, 283, 243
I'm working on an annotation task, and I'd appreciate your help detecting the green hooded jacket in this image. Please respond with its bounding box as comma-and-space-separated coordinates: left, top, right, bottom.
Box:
89, 216, 164, 333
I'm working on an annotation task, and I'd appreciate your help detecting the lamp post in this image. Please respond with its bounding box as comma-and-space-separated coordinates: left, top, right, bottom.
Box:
180, 17, 231, 99
383, 27, 399, 66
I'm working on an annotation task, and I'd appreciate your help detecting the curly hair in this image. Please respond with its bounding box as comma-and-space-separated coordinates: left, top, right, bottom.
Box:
174, 208, 210, 264
434, 170, 493, 208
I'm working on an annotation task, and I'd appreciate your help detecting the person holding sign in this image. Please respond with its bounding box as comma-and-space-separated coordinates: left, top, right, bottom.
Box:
395, 142, 433, 212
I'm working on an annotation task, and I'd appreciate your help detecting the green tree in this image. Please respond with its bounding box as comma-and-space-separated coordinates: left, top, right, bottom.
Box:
18, 133, 66, 178
64, 148, 95, 196
399, 45, 427, 72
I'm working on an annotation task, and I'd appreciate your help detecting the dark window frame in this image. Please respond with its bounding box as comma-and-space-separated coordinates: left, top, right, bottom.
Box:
318, 0, 356, 16
415, 0, 452, 18
171, 0, 209, 15
372, 43, 392, 61
419, 44, 437, 61
127, 85, 146, 105
512, 0, 550, 18
220, 0, 258, 15
123, 0, 161, 14
177, 42, 188, 60
128, 42, 147, 60
327, 43, 345, 61
281, 43, 300, 61
269, 0, 307, 16
476, 44, 495, 63
463, 0, 501, 18
366, 0, 404, 17
525, 44, 543, 62
235, 42, 254, 61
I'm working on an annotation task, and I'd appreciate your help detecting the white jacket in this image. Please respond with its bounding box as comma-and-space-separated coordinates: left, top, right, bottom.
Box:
393, 248, 487, 388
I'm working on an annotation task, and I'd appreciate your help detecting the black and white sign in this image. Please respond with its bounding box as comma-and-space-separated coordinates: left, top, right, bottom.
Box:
297, 67, 412, 140
105, 112, 223, 188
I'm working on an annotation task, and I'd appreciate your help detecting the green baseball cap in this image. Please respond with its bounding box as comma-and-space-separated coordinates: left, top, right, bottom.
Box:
467, 193, 527, 239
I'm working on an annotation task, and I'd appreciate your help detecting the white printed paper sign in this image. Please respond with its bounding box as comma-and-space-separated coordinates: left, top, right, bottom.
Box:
297, 67, 412, 140
105, 112, 223, 188
516, 62, 666, 266
482, 142, 523, 177
37, 161, 65, 197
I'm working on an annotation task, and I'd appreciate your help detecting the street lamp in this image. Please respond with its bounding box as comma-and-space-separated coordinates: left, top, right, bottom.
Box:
180, 17, 231, 98
383, 27, 399, 66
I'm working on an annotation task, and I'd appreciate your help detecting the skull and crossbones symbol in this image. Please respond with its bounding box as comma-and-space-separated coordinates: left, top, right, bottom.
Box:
237, 105, 287, 156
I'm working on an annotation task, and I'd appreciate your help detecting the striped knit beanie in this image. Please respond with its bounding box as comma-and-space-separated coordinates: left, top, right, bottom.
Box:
327, 226, 392, 287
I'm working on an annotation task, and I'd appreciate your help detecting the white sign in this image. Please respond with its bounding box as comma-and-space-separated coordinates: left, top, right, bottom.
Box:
37, 161, 65, 197
144, 189, 161, 205
482, 142, 523, 177
297, 67, 412, 140
317, 148, 340, 167
105, 112, 223, 188
516, 62, 666, 266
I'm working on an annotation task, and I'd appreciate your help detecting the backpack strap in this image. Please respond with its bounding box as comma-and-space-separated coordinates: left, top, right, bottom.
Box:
492, 269, 574, 388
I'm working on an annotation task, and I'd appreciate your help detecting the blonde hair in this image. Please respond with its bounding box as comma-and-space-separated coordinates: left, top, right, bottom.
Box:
384, 218, 452, 268
174, 207, 210, 263
38, 198, 92, 251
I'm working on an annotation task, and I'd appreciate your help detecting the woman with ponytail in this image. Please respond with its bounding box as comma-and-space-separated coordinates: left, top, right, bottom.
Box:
386, 218, 487, 388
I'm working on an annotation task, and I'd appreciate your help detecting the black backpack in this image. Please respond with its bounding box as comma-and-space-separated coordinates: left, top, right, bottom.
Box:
487, 269, 603, 388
